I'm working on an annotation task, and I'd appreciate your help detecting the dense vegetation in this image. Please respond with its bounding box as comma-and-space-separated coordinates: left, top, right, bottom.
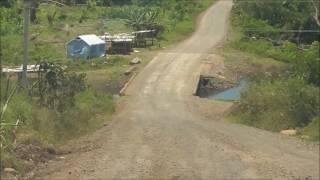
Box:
233, 0, 319, 44
230, 0, 320, 140
0, 63, 115, 169
0, 0, 215, 172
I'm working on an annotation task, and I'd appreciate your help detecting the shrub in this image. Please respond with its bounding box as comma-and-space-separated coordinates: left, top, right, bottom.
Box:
236, 77, 320, 131
232, 39, 320, 86
35, 62, 87, 112
232, 0, 319, 44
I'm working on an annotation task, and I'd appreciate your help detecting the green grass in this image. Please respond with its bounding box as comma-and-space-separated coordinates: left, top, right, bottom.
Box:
158, 0, 216, 47
228, 77, 319, 132
224, 8, 320, 141
219, 12, 286, 75
159, 18, 195, 47
0, 85, 115, 171
82, 56, 130, 93
224, 46, 320, 142
299, 117, 320, 141
222, 48, 286, 73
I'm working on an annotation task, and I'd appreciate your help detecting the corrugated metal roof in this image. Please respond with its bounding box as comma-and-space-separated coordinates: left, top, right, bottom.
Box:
132, 30, 156, 34
77, 34, 105, 46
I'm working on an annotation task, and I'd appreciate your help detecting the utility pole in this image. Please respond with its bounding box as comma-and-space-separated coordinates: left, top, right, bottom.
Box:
22, 0, 31, 87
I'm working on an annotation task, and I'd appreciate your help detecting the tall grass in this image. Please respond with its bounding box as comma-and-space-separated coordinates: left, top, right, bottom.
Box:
233, 77, 319, 132
300, 117, 320, 141
0, 87, 114, 169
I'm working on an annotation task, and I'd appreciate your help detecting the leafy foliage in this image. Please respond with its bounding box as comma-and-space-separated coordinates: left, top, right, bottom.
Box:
233, 40, 320, 86
233, 0, 320, 43
124, 6, 161, 30
0, 6, 23, 36
35, 62, 87, 112
231, 0, 320, 140
0, 64, 115, 169
235, 77, 320, 131
231, 0, 319, 86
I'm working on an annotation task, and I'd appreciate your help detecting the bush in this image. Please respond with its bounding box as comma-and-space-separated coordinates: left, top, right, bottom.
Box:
236, 77, 320, 132
225, 0, 320, 140
232, 0, 319, 44
0, 87, 115, 169
1, 62, 116, 168
232, 39, 320, 86
35, 63, 87, 112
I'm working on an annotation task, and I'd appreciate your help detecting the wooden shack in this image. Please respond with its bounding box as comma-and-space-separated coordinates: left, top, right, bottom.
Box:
99, 30, 157, 54
132, 30, 156, 48
109, 39, 133, 54
100, 33, 134, 54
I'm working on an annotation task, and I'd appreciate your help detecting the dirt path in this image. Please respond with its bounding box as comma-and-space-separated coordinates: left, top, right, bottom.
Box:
34, 1, 319, 179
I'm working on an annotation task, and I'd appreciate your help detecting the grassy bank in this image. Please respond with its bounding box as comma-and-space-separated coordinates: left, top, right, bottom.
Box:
224, 1, 320, 141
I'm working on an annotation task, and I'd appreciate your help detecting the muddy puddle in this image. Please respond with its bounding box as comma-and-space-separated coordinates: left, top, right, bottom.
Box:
197, 78, 248, 101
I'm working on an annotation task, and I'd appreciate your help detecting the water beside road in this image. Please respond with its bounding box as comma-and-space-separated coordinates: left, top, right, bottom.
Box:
208, 79, 248, 101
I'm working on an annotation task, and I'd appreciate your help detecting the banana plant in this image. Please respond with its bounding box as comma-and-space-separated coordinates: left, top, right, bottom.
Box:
125, 7, 161, 30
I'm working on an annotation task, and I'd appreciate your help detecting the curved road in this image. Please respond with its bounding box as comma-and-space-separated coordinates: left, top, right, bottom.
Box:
37, 1, 319, 179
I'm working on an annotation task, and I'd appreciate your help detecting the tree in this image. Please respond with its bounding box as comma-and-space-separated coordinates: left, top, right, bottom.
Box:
0, 0, 15, 7
310, 0, 320, 27
234, 0, 320, 44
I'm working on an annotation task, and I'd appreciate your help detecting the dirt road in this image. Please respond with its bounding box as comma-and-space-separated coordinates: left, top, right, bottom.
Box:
35, 1, 319, 179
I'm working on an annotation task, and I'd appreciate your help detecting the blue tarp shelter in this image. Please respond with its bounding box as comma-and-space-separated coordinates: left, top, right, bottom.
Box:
67, 34, 106, 59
